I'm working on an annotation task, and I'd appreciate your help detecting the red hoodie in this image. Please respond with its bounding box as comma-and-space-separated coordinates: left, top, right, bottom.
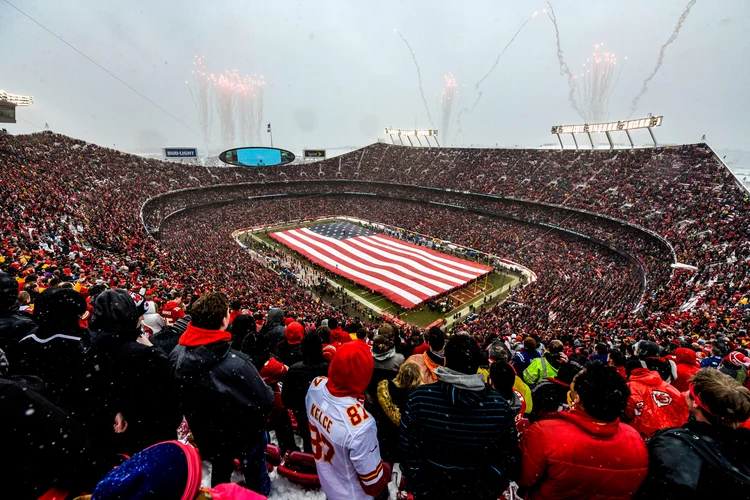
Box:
624, 368, 688, 437
671, 347, 700, 392
519, 408, 648, 500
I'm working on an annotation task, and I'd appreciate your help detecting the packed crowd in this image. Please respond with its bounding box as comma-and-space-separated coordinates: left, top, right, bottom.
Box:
1, 131, 750, 498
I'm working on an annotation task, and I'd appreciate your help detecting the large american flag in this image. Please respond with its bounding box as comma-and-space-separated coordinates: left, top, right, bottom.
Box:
269, 221, 492, 309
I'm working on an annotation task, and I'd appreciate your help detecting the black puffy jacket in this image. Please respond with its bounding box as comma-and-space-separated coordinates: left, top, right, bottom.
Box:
170, 340, 274, 458
0, 272, 35, 357
636, 420, 750, 499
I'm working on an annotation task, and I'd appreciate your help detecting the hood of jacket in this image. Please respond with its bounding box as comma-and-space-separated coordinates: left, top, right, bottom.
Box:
266, 307, 284, 327
435, 366, 489, 407
0, 272, 19, 314
329, 326, 349, 344
553, 407, 620, 438
372, 346, 397, 361
674, 347, 698, 366
33, 287, 88, 333
90, 289, 140, 337
629, 367, 664, 386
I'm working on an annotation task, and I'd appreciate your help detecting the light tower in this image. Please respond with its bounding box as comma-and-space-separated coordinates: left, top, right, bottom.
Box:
0, 90, 34, 124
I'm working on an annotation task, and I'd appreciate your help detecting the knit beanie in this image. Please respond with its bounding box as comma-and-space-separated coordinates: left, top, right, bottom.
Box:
34, 287, 87, 332
327, 340, 374, 397
285, 321, 305, 345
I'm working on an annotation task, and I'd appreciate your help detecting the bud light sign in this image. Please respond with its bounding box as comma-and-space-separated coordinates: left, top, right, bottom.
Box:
163, 147, 198, 158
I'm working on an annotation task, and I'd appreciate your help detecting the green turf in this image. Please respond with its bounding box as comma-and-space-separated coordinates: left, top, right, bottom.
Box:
240, 223, 517, 328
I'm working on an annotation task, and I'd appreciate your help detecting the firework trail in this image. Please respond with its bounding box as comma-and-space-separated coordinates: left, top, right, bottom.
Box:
437, 74, 460, 145
234, 75, 265, 145
605, 55, 627, 117
211, 71, 238, 148
544, 1, 582, 118
394, 28, 434, 128
186, 55, 213, 150
254, 77, 265, 144
629, 0, 697, 116
575, 44, 621, 122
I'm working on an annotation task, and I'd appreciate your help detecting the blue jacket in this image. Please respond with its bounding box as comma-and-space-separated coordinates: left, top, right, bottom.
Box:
700, 356, 722, 368
511, 349, 541, 374
399, 368, 520, 499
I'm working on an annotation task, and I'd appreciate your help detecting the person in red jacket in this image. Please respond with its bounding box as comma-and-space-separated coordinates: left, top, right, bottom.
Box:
671, 347, 700, 392
161, 293, 185, 326
519, 361, 648, 500
624, 364, 688, 437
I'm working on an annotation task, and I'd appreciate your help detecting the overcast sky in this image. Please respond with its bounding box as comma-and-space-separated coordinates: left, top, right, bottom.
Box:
2, 0, 749, 156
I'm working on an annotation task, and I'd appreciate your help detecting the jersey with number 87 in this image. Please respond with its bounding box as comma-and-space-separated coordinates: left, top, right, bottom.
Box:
305, 376, 387, 499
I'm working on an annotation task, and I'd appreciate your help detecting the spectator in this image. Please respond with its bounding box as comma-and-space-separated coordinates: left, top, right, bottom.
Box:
260, 306, 286, 352
160, 291, 186, 326
523, 340, 567, 387
274, 320, 304, 366
511, 337, 541, 374
700, 347, 723, 368
306, 341, 390, 500
327, 317, 351, 347
1, 349, 117, 499
141, 300, 166, 335
372, 334, 405, 371
624, 360, 689, 438
282, 331, 330, 454
170, 292, 274, 494
151, 310, 191, 355
17, 290, 32, 312
671, 347, 700, 392
608, 349, 628, 379
374, 360, 422, 464
0, 271, 36, 356
528, 362, 583, 423
589, 343, 609, 363
8, 287, 87, 412
406, 326, 445, 384
489, 361, 526, 419
719, 351, 750, 386
491, 340, 533, 415
229, 299, 243, 324
519, 362, 648, 499
636, 369, 750, 498
633, 341, 678, 384
400, 334, 520, 499
80, 289, 181, 455
229, 313, 256, 351
317, 325, 337, 361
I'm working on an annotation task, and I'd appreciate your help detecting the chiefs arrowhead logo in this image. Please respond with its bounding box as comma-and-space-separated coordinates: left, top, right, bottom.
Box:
652, 390, 673, 407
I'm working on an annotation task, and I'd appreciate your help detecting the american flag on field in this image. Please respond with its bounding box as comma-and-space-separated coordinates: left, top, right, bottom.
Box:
269, 221, 492, 309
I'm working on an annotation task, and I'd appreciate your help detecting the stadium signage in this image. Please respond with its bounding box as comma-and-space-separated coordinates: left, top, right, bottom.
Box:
219, 147, 295, 167
163, 147, 198, 158
384, 128, 438, 137
551, 116, 663, 135
303, 149, 326, 158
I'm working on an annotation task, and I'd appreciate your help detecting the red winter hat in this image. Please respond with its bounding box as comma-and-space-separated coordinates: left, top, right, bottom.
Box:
327, 340, 373, 398
726, 351, 750, 367
285, 321, 305, 345
284, 317, 295, 326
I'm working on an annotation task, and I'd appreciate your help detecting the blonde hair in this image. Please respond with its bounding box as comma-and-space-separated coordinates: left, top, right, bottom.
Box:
692, 368, 750, 427
393, 361, 422, 392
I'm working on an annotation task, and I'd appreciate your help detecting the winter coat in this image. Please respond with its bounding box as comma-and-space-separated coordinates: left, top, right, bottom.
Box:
282, 359, 330, 413
0, 272, 36, 356
329, 325, 352, 346
700, 355, 722, 368
274, 340, 303, 366
672, 348, 700, 392
260, 307, 286, 352
10, 326, 86, 413
400, 366, 520, 499
522, 354, 561, 387
170, 326, 274, 459
624, 368, 688, 437
374, 379, 412, 464
519, 408, 648, 500
0, 375, 117, 499
141, 301, 165, 334
636, 420, 750, 499
372, 347, 405, 371
511, 349, 540, 374
80, 329, 181, 455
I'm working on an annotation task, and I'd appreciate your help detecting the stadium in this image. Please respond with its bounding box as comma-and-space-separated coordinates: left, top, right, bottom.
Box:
3, 1, 750, 499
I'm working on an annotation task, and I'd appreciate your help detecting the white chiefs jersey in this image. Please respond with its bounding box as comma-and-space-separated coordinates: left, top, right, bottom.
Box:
305, 376, 385, 500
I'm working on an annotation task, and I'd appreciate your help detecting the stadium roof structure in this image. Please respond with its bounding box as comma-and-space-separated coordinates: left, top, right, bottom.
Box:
551, 115, 663, 150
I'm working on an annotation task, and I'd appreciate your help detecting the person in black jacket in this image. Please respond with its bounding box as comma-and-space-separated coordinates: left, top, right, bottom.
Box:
0, 271, 36, 358
259, 306, 286, 353
229, 313, 256, 351
374, 360, 422, 464
636, 368, 750, 499
80, 289, 181, 456
170, 292, 274, 495
281, 330, 329, 454
8, 287, 87, 414
400, 334, 520, 499
151, 312, 191, 355
274, 320, 304, 366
